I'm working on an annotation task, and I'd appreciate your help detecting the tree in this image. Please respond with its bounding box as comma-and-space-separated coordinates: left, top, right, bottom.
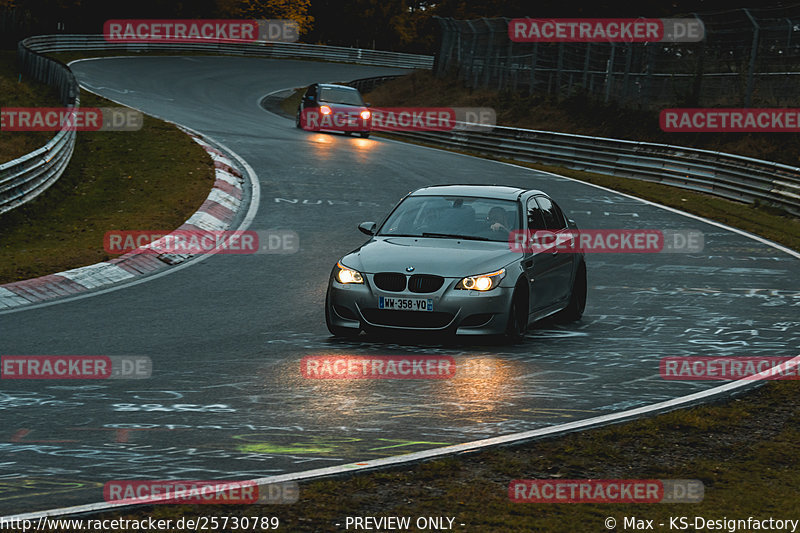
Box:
217, 0, 314, 35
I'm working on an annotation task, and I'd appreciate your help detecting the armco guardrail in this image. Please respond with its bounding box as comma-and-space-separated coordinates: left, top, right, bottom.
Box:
0, 41, 79, 214
385, 125, 800, 216
1, 35, 432, 215
21, 34, 434, 70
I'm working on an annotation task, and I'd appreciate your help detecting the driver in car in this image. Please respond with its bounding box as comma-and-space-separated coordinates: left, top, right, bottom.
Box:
487, 206, 510, 233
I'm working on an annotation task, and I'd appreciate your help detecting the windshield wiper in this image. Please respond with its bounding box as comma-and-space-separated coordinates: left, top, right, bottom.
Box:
421, 232, 490, 241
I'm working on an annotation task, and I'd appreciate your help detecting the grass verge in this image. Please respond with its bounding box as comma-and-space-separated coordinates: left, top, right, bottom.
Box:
0, 50, 64, 161
0, 83, 215, 284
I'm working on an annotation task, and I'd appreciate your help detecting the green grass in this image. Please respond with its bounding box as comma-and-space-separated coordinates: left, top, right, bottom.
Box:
0, 50, 65, 161
0, 86, 215, 283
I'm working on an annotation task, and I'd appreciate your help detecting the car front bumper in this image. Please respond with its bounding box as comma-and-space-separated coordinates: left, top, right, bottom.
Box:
327, 274, 516, 336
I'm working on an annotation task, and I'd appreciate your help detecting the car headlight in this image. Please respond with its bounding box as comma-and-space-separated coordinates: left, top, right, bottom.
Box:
335, 262, 364, 284
320, 105, 332, 115
360, 110, 371, 120
456, 268, 506, 291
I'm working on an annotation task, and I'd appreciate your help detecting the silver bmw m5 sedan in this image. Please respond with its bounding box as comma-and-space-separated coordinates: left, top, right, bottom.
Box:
325, 185, 587, 341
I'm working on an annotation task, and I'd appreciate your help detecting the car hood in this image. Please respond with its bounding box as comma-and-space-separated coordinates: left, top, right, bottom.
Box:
323, 102, 367, 112
343, 237, 516, 277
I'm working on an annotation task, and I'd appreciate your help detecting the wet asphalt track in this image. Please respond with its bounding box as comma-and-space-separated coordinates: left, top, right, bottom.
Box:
0, 56, 798, 515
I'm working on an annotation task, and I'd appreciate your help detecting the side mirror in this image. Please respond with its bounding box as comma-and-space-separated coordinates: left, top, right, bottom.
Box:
358, 221, 377, 236
364, 102, 371, 107
304, 95, 315, 102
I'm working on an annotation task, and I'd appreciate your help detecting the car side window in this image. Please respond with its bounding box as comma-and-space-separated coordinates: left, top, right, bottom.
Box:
535, 196, 567, 230
305, 85, 317, 100
526, 197, 547, 230
550, 200, 568, 228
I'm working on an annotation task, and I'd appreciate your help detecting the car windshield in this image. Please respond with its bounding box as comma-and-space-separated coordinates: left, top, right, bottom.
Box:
319, 87, 364, 106
377, 195, 520, 242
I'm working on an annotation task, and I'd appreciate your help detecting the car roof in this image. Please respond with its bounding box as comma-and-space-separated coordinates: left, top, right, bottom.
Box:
318, 83, 359, 91
409, 184, 545, 201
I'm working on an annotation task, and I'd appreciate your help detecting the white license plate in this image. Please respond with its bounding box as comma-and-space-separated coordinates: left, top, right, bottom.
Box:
378, 297, 433, 312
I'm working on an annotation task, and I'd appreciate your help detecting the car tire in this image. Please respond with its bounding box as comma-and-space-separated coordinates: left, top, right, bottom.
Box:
295, 109, 303, 129
556, 260, 587, 323
503, 286, 527, 343
360, 132, 370, 139
325, 289, 360, 338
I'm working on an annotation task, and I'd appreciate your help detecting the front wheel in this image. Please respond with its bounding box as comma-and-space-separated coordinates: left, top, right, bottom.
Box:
359, 132, 370, 139
556, 261, 587, 323
503, 288, 527, 343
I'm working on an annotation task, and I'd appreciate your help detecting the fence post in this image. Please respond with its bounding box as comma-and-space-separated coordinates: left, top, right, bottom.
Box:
605, 43, 616, 104
556, 42, 564, 97
529, 42, 538, 95
622, 44, 633, 103
466, 20, 479, 86
689, 13, 706, 106
582, 43, 591, 89
743, 8, 759, 107
433, 17, 451, 76
502, 18, 514, 92
481, 18, 494, 89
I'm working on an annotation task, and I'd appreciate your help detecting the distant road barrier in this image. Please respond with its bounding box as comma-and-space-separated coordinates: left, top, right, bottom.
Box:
346, 75, 800, 216
21, 34, 435, 69
1, 34, 433, 214
1, 40, 78, 214
389, 125, 800, 216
